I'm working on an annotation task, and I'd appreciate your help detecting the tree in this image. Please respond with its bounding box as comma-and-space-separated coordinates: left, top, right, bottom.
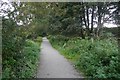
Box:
112, 2, 120, 48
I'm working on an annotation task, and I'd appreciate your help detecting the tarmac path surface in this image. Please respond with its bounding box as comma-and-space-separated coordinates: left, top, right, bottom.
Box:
37, 37, 83, 78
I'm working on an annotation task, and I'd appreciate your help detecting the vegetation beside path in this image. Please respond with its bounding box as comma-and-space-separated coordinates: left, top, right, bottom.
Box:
48, 35, 120, 78
1, 2, 120, 79
3, 38, 42, 78
2, 14, 42, 78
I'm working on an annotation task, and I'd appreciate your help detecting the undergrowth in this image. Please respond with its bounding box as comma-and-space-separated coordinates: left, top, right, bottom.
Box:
2, 37, 42, 78
48, 35, 120, 78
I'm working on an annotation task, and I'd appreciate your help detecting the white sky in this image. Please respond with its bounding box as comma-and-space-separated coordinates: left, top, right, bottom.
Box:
104, 23, 117, 28
1, 0, 10, 3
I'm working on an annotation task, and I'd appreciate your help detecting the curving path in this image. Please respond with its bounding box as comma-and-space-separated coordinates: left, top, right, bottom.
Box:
37, 37, 83, 78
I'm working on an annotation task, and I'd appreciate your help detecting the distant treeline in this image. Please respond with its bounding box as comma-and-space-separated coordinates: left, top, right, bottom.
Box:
103, 27, 118, 37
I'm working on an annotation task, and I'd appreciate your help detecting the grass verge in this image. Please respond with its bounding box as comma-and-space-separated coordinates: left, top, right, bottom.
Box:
48, 35, 120, 78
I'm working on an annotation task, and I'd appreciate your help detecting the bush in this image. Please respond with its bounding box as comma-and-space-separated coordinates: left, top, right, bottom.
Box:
101, 32, 115, 39
2, 19, 42, 78
2, 19, 26, 78
48, 35, 69, 47
77, 39, 119, 78
48, 35, 120, 78
34, 37, 42, 45
18, 40, 40, 78
2, 40, 40, 78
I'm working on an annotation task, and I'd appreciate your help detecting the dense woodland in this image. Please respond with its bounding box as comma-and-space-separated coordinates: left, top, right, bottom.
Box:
1, 1, 120, 78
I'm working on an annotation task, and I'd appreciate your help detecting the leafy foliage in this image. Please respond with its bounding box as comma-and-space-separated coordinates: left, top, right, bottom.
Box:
48, 35, 120, 78
2, 18, 42, 78
2, 39, 41, 78
1, 1, 119, 79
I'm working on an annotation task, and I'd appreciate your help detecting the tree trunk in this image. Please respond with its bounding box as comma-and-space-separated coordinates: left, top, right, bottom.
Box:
96, 3, 102, 38
82, 3, 87, 29
86, 5, 89, 30
80, 28, 85, 39
82, 3, 90, 37
90, 5, 95, 38
117, 2, 120, 51
118, 26, 120, 50
86, 6, 90, 37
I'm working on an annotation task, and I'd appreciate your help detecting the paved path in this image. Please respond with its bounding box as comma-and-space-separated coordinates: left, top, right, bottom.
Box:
37, 37, 82, 78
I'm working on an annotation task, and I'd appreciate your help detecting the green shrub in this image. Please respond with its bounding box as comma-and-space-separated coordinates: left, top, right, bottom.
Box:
2, 19, 42, 78
2, 40, 41, 78
34, 37, 42, 45
2, 19, 26, 78
78, 39, 119, 78
49, 35, 120, 78
18, 40, 40, 78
